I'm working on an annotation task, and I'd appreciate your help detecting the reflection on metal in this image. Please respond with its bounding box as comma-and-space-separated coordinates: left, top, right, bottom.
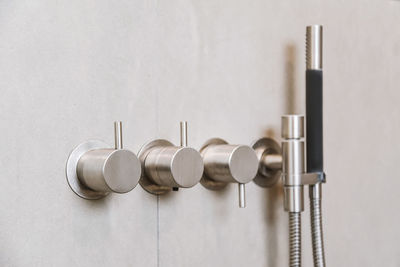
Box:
65, 121, 141, 200
200, 138, 258, 208
138, 121, 204, 195
252, 137, 282, 188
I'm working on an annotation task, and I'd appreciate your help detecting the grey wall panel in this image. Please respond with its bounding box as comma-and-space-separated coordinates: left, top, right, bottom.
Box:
0, 0, 399, 266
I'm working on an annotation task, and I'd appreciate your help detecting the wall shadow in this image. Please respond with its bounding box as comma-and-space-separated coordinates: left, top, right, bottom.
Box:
261, 43, 298, 267
264, 180, 283, 267
260, 128, 283, 267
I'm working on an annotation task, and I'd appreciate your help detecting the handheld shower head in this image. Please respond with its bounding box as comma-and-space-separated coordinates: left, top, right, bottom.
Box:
306, 25, 326, 267
306, 25, 324, 173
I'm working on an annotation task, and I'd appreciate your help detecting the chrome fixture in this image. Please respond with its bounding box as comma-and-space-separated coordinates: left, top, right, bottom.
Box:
306, 25, 326, 267
281, 115, 325, 267
306, 25, 322, 70
200, 138, 259, 208
138, 121, 204, 195
253, 25, 326, 267
66, 121, 141, 200
282, 115, 306, 213
280, 25, 326, 267
252, 137, 282, 188
281, 115, 306, 267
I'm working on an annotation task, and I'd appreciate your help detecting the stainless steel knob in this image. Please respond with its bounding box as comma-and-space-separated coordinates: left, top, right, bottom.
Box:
66, 121, 141, 200
138, 121, 204, 195
200, 138, 259, 208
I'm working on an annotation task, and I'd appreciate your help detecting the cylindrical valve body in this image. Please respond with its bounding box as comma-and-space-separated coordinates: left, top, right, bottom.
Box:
77, 149, 141, 194
144, 146, 204, 188
202, 144, 258, 184
282, 115, 305, 212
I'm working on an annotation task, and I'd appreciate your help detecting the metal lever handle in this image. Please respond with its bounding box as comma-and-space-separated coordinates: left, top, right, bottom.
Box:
238, 183, 246, 208
114, 121, 123, 149
180, 121, 188, 147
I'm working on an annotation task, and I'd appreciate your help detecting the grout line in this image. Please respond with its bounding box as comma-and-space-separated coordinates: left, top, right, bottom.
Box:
155, 59, 160, 267
157, 195, 160, 267
154, 21, 160, 266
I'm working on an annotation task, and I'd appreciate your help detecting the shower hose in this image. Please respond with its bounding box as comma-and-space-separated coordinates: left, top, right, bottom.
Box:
289, 187, 326, 267
310, 184, 326, 267
289, 212, 301, 267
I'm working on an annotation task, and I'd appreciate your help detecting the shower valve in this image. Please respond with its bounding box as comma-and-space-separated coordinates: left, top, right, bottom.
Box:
200, 138, 259, 208
66, 121, 141, 200
138, 121, 204, 195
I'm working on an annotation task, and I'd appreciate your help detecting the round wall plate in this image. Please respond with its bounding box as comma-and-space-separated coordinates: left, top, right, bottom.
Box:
66, 140, 110, 200
252, 137, 281, 188
199, 138, 229, 191
138, 139, 174, 195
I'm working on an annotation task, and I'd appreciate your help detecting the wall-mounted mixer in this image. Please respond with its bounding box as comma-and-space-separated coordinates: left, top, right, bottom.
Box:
66, 121, 141, 199
252, 25, 326, 267
200, 139, 259, 208
63, 24, 327, 267
138, 121, 204, 195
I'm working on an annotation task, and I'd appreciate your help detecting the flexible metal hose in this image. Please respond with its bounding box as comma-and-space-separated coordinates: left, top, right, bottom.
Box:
310, 184, 326, 267
289, 212, 301, 267
310, 198, 326, 266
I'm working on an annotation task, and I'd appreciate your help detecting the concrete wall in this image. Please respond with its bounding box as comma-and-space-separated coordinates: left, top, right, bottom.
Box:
0, 0, 399, 266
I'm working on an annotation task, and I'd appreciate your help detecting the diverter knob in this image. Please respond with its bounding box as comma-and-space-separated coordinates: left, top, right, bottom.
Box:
200, 138, 259, 208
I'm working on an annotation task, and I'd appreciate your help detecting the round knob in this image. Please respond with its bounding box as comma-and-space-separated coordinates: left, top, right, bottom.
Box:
138, 122, 204, 195
200, 138, 258, 208
77, 149, 141, 193
201, 139, 258, 185
66, 121, 141, 200
145, 146, 203, 188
